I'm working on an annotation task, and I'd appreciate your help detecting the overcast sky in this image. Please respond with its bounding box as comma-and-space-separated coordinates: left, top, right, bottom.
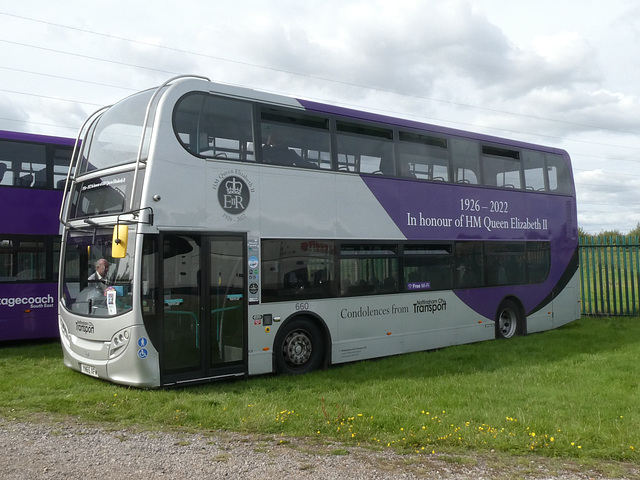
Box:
1, 0, 639, 234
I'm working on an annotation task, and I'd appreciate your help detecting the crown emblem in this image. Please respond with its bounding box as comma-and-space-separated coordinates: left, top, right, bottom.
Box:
225, 177, 243, 195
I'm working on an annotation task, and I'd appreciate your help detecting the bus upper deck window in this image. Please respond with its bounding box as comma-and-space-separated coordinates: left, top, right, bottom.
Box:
451, 138, 480, 185
546, 154, 574, 195
174, 93, 255, 162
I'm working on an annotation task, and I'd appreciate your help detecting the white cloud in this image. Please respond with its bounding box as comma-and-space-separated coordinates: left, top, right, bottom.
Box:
1, 0, 640, 233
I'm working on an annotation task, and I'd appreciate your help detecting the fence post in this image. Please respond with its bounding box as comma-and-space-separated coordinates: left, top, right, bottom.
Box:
579, 235, 640, 316
623, 236, 630, 315
631, 235, 640, 315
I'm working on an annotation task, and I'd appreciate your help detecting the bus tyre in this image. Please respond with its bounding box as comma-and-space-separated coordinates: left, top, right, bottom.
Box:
275, 318, 324, 375
496, 299, 525, 339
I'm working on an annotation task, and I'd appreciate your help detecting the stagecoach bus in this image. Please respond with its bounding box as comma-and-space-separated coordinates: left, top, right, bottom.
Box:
0, 130, 74, 341
58, 75, 579, 387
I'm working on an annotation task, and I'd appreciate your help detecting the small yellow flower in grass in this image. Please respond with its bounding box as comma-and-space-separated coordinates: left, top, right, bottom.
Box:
630, 446, 635, 451
550, 437, 554, 442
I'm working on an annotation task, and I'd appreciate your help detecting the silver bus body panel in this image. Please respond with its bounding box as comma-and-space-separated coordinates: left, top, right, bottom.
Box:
59, 307, 160, 388
245, 290, 494, 374
59, 76, 580, 387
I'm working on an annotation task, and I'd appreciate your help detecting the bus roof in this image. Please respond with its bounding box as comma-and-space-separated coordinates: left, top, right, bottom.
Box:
296, 98, 568, 157
0, 129, 75, 147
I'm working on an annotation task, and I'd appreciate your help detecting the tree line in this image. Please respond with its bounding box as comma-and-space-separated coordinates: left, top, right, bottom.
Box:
579, 222, 640, 239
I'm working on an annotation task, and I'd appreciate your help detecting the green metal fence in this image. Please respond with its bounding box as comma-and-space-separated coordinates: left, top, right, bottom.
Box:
579, 236, 640, 316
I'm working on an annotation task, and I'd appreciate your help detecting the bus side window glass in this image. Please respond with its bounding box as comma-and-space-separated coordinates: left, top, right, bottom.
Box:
485, 242, 525, 286
174, 93, 255, 161
16, 239, 46, 280
0, 239, 13, 281
53, 238, 61, 280
339, 244, 399, 296
451, 138, 480, 185
522, 150, 546, 191
546, 154, 574, 195
0, 160, 9, 186
0, 140, 46, 187
340, 257, 399, 295
527, 242, 550, 284
54, 148, 73, 189
455, 242, 484, 288
398, 132, 449, 181
261, 239, 336, 302
260, 112, 331, 170
336, 122, 395, 175
22, 148, 47, 188
481, 146, 522, 189
403, 244, 453, 291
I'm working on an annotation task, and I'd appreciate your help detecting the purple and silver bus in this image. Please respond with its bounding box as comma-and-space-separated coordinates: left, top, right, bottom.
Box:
0, 130, 75, 341
58, 76, 579, 387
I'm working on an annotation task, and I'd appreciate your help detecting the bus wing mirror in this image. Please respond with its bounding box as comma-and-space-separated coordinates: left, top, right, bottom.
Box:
112, 225, 128, 258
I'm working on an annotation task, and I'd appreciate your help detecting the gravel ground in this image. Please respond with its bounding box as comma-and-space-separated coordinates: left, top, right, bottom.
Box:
1, 417, 638, 480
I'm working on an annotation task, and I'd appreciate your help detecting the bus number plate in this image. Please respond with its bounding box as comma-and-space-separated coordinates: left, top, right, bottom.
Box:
81, 364, 98, 377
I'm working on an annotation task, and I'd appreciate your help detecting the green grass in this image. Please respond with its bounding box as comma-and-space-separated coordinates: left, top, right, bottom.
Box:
1, 316, 639, 463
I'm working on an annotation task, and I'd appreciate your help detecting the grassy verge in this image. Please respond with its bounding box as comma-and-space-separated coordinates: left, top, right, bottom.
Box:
1, 317, 639, 463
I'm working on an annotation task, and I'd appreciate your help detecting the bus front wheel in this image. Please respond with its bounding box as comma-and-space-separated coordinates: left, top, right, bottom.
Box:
495, 299, 525, 339
275, 318, 324, 375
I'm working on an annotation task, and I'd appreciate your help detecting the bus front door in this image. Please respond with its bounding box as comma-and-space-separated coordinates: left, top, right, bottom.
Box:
161, 234, 247, 385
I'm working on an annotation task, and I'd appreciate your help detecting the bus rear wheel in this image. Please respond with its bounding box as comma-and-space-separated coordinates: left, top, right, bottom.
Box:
275, 318, 324, 375
496, 299, 525, 339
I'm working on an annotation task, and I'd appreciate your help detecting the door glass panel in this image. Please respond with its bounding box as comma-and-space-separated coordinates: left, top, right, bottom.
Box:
209, 237, 244, 366
163, 235, 201, 375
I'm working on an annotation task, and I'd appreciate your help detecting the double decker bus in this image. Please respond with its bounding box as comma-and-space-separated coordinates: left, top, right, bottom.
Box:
58, 76, 579, 387
0, 130, 74, 341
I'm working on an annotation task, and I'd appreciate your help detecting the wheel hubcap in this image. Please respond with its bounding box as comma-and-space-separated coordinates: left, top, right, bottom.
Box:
499, 309, 517, 338
283, 331, 312, 365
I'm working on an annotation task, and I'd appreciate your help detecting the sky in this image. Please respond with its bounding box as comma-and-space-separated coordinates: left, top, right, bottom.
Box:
1, 0, 639, 234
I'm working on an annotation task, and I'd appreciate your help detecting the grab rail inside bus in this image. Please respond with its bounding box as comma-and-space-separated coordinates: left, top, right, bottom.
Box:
129, 74, 211, 211
59, 105, 110, 223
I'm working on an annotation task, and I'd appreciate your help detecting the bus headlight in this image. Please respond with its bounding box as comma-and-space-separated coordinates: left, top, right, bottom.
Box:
109, 328, 131, 359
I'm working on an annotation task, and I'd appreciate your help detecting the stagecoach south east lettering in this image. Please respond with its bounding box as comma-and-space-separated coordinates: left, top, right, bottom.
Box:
212, 170, 255, 222
0, 294, 55, 309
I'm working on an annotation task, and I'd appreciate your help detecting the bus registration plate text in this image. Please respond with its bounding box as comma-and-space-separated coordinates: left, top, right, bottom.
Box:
81, 364, 98, 377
